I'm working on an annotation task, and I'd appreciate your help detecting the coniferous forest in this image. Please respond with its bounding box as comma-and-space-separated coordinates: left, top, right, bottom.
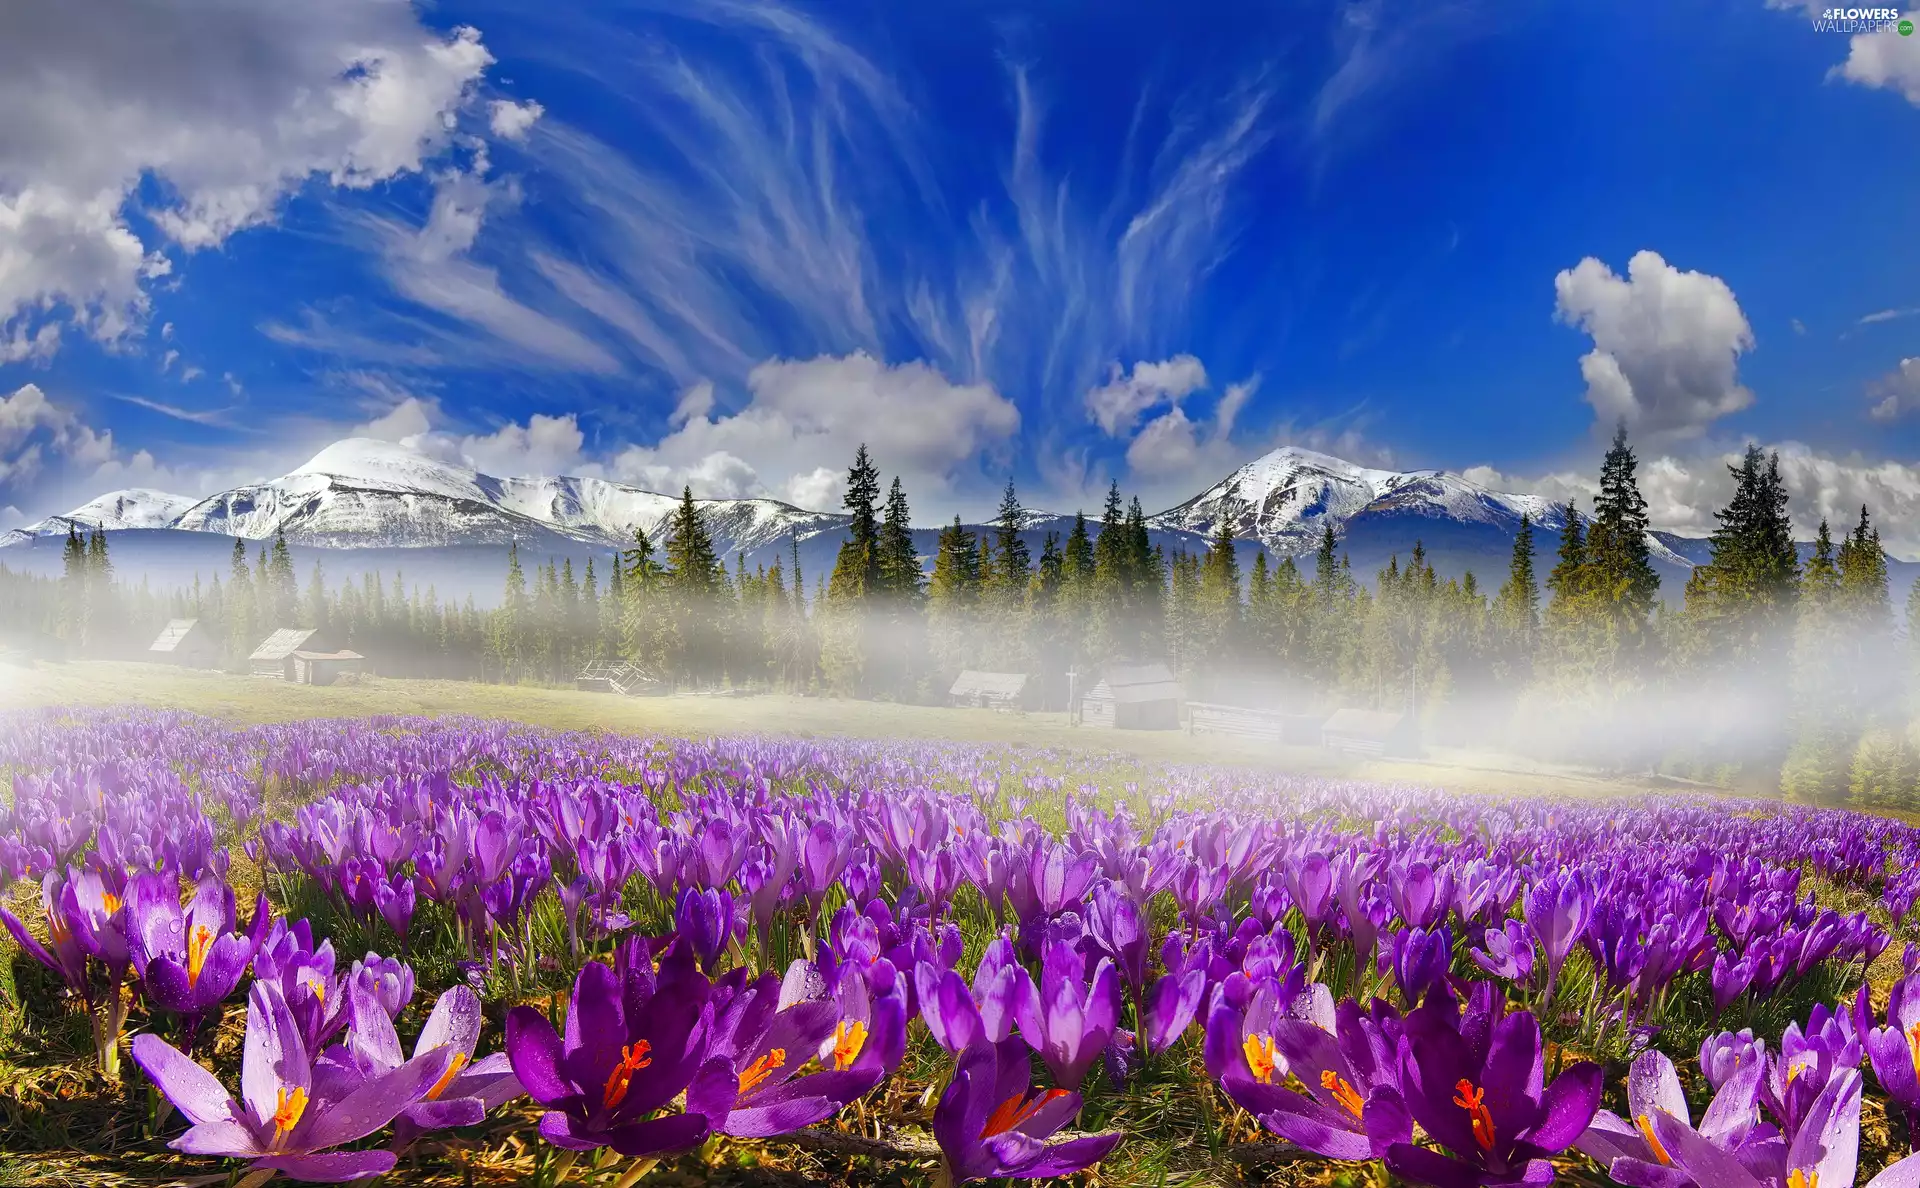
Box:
3, 430, 1916, 805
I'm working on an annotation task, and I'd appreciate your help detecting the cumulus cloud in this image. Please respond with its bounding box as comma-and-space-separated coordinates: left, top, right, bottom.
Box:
353, 395, 438, 442
1553, 250, 1755, 443
1085, 355, 1210, 436
1125, 377, 1259, 480
609, 351, 1020, 507
488, 99, 545, 141
1869, 358, 1920, 421
0, 2, 526, 352
457, 413, 588, 477
1832, 21, 1920, 103
0, 383, 139, 491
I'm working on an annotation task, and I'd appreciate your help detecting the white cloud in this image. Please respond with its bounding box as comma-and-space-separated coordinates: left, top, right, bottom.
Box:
457, 413, 588, 477
1553, 250, 1755, 443
609, 351, 1020, 507
488, 99, 545, 141
0, 382, 136, 490
0, 3, 525, 351
1086, 355, 1209, 436
1869, 357, 1920, 422
353, 395, 438, 442
1832, 21, 1920, 103
1125, 376, 1259, 480
670, 380, 716, 429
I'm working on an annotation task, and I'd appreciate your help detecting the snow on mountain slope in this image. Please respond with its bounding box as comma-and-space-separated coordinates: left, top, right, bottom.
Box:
12, 489, 200, 538
157, 438, 846, 553
1150, 445, 1563, 554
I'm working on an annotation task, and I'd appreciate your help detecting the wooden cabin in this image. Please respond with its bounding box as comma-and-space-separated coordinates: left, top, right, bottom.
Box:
249, 628, 329, 679
148, 618, 218, 668
1080, 663, 1184, 730
289, 650, 365, 686
948, 670, 1029, 710
1320, 708, 1419, 758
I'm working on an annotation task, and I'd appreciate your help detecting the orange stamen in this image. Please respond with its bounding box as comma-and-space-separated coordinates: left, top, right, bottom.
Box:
1636, 1114, 1671, 1166
738, 1048, 788, 1094
1242, 1033, 1280, 1084
101, 892, 121, 915
1788, 1172, 1820, 1188
1321, 1069, 1364, 1117
425, 1052, 470, 1101
270, 1085, 308, 1147
831, 1020, 868, 1070
1907, 1021, 1920, 1081
981, 1088, 1071, 1138
1453, 1079, 1496, 1152
602, 1040, 653, 1110
185, 925, 214, 987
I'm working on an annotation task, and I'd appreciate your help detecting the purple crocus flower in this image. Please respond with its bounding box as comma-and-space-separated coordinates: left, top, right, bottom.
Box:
916, 949, 1027, 1054
932, 1037, 1121, 1184
505, 938, 714, 1156
687, 959, 903, 1136
1867, 970, 1920, 1135
1472, 920, 1535, 985
676, 886, 736, 973
1386, 995, 1603, 1187
1523, 869, 1594, 1007
1387, 925, 1454, 1006
1702, 1030, 1768, 1092
131, 980, 457, 1183
1012, 940, 1120, 1090
126, 871, 267, 1051
1577, 1047, 1771, 1184
338, 980, 524, 1150
1211, 991, 1412, 1160
1648, 1067, 1860, 1188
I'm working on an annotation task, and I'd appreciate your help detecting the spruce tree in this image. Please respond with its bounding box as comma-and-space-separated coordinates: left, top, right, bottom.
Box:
824, 446, 883, 693
877, 477, 921, 601
992, 480, 1032, 593
663, 486, 722, 684
1584, 424, 1660, 670
1495, 512, 1540, 680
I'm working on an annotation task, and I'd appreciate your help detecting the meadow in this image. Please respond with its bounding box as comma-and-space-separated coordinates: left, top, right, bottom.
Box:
1, 668, 1916, 1188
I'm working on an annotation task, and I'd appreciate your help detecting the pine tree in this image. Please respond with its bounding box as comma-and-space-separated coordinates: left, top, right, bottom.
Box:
1584, 423, 1660, 675
663, 486, 723, 685
877, 477, 921, 601
1494, 512, 1540, 681
491, 542, 527, 681
824, 445, 883, 693
928, 516, 983, 674
992, 480, 1032, 594
269, 529, 298, 627
228, 537, 255, 668
1195, 484, 1244, 682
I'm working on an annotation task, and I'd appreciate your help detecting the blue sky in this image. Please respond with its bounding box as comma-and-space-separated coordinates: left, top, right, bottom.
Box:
6, 0, 1920, 542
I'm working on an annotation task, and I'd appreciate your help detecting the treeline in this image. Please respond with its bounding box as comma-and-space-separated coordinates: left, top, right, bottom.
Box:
5, 429, 1919, 807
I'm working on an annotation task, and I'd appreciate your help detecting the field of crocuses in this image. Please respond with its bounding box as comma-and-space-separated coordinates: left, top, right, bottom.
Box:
8, 709, 1920, 1187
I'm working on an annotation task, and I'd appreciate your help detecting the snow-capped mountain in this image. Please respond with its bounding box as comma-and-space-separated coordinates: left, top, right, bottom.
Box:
1149, 446, 1564, 553
4, 439, 847, 556
14, 489, 200, 538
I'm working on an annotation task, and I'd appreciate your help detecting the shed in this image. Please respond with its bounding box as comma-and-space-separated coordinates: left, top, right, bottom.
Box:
290, 650, 364, 686
1080, 663, 1184, 730
149, 618, 218, 668
249, 627, 328, 679
1320, 708, 1419, 758
948, 670, 1028, 710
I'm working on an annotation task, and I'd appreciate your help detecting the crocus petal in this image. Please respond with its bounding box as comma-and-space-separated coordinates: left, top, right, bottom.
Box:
1627, 1050, 1689, 1129
537, 1110, 608, 1152
303, 1045, 457, 1150
415, 984, 483, 1060
1385, 1142, 1489, 1188
1576, 1110, 1650, 1168
719, 1095, 839, 1137
131, 1033, 239, 1128
171, 1119, 264, 1157
505, 1006, 575, 1107
559, 962, 626, 1110
1528, 1060, 1603, 1152
604, 1112, 712, 1158
252, 1150, 400, 1183
1005, 1131, 1123, 1180
241, 981, 309, 1133
1650, 1110, 1768, 1188
1868, 1152, 1920, 1188
1608, 1157, 1704, 1188
399, 1097, 487, 1132
1258, 1103, 1375, 1161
